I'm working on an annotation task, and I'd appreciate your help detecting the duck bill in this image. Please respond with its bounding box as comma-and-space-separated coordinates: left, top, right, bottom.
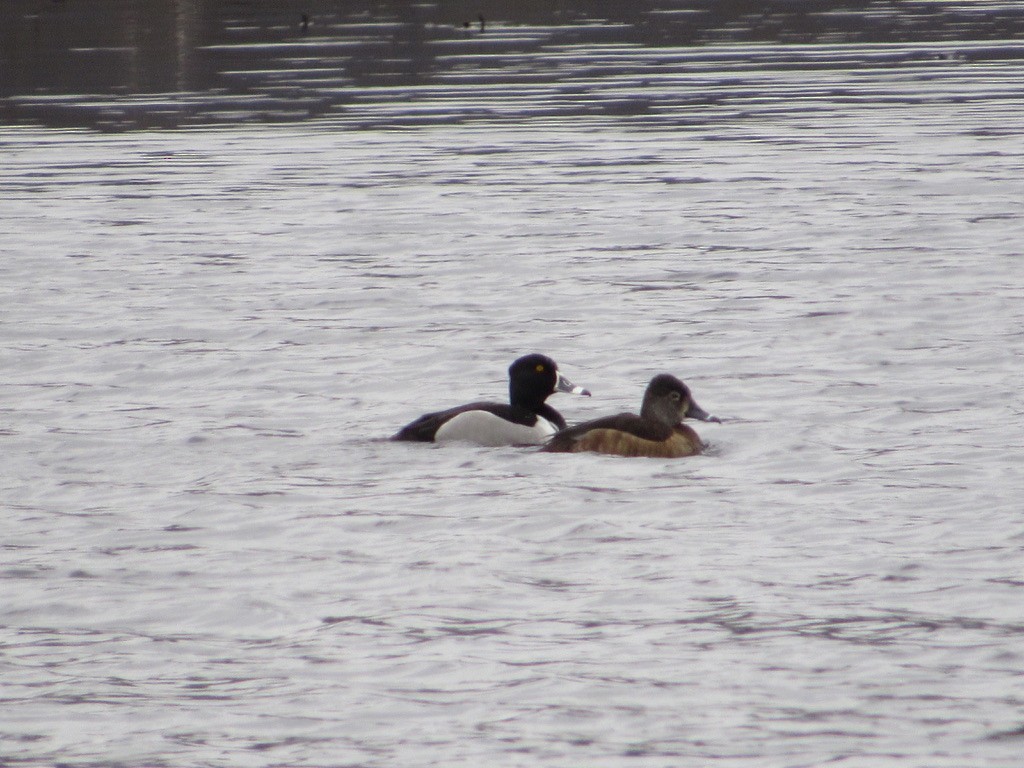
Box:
555, 372, 591, 397
686, 400, 721, 423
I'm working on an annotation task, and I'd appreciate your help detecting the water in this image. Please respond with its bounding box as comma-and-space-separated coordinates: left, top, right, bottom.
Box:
3, 2, 1024, 766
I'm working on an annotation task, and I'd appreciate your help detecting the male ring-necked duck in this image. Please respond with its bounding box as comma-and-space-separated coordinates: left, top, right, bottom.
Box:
392, 354, 591, 446
542, 373, 719, 458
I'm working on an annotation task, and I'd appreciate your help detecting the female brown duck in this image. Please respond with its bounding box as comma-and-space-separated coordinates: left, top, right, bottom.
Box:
543, 373, 719, 458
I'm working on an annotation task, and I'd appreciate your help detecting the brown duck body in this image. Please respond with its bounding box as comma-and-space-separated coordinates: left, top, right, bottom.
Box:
547, 417, 703, 458
542, 374, 716, 458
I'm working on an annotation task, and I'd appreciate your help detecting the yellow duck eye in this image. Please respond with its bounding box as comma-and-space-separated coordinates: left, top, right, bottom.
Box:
536, 364, 545, 372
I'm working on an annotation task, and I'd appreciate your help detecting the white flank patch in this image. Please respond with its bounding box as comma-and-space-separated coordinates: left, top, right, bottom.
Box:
434, 410, 557, 447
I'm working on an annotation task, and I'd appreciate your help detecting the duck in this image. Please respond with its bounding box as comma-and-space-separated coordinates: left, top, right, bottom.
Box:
542, 373, 719, 458
392, 354, 591, 446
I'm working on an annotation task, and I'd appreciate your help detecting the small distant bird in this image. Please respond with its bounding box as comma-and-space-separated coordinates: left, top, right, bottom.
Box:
463, 14, 486, 32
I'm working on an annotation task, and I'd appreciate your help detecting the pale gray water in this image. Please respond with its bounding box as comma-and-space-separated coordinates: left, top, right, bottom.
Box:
3, 4, 1024, 767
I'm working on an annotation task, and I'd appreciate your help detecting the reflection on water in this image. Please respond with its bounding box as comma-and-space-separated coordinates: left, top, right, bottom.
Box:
2, 0, 1024, 129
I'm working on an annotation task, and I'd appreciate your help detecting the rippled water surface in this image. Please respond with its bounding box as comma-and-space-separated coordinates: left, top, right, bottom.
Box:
3, 2, 1024, 766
